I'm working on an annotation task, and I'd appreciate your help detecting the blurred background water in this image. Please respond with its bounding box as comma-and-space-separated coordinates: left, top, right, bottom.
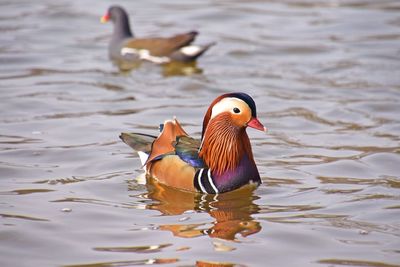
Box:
1, 0, 400, 266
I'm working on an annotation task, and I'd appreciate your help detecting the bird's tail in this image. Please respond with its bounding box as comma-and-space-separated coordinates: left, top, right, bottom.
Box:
170, 42, 216, 62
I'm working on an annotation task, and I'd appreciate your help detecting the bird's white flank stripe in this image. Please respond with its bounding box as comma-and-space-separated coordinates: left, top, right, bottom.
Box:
121, 47, 170, 64
207, 169, 219, 194
121, 47, 139, 56
197, 168, 207, 193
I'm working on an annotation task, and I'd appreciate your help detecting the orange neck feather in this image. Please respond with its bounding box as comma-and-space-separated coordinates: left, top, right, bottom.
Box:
199, 113, 254, 175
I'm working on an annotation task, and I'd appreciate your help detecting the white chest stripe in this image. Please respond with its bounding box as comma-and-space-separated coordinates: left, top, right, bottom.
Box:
197, 168, 207, 193
207, 169, 219, 194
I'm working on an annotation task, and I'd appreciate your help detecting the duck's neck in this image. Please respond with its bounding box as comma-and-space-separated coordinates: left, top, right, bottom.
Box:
199, 115, 254, 176
112, 15, 133, 41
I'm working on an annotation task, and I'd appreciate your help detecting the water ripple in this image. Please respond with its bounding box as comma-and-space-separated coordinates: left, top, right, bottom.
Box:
63, 258, 179, 267
93, 244, 172, 253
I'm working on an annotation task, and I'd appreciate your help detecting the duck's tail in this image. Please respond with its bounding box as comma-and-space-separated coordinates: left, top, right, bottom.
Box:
170, 42, 216, 62
119, 132, 156, 165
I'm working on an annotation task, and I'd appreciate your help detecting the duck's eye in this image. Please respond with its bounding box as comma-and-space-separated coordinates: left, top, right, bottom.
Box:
233, 107, 241, 114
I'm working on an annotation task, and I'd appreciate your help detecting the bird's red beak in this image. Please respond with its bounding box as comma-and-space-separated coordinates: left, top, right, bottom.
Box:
100, 13, 110, 23
247, 117, 267, 132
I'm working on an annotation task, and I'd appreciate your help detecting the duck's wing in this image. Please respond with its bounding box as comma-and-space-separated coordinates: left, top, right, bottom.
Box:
143, 118, 206, 168
145, 118, 188, 164
175, 136, 205, 168
123, 31, 198, 57
147, 133, 204, 193
120, 118, 205, 170
143, 119, 200, 192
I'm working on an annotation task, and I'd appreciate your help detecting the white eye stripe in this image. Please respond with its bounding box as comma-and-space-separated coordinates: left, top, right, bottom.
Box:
210, 97, 247, 119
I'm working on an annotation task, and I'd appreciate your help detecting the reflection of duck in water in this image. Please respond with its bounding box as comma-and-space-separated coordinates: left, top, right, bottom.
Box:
101, 5, 214, 72
120, 92, 267, 194
145, 178, 261, 241
161, 61, 203, 76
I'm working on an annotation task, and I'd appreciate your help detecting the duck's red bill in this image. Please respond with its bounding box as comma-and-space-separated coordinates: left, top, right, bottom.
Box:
248, 117, 267, 132
100, 13, 110, 23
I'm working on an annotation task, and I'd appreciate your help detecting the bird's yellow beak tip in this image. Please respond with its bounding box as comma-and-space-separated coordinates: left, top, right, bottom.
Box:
100, 14, 109, 23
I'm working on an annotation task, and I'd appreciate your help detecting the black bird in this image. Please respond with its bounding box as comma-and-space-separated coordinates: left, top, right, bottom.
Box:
101, 5, 214, 64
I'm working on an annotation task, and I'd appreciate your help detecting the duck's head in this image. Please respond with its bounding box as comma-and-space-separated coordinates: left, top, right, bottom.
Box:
101, 5, 133, 38
201, 92, 266, 139
101, 5, 129, 25
199, 93, 266, 175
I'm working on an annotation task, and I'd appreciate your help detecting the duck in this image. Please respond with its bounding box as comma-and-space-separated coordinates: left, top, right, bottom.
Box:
120, 93, 266, 194
101, 5, 214, 64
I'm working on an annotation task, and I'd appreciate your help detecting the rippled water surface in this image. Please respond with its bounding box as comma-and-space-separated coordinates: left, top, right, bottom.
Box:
1, 0, 400, 266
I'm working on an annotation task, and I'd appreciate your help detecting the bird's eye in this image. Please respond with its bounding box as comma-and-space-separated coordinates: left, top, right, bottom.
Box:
233, 107, 241, 114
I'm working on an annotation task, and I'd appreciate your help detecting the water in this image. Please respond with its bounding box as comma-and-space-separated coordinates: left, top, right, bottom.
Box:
1, 0, 400, 266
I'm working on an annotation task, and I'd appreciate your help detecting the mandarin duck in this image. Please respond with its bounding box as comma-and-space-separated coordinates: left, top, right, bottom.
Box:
101, 5, 214, 64
120, 93, 266, 194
